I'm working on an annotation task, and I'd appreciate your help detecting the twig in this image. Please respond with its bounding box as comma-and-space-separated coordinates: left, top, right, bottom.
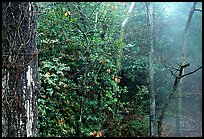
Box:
164, 64, 177, 77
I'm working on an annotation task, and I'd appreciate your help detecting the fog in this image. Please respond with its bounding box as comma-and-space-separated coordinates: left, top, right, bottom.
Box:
122, 2, 202, 137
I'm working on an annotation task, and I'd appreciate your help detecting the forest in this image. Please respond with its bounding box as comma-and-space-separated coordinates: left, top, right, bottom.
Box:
2, 2, 202, 137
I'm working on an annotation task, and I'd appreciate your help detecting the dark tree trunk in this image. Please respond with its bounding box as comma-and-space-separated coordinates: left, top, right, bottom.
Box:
2, 2, 39, 137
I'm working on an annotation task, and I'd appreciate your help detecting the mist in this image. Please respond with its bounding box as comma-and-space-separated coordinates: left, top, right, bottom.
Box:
122, 2, 202, 137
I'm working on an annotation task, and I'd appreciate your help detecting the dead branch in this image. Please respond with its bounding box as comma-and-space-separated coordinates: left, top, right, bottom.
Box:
178, 65, 202, 79
195, 8, 202, 12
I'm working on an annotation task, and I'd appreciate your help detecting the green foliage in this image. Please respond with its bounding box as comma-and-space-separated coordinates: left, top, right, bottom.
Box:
125, 115, 150, 137
38, 58, 79, 137
37, 2, 151, 137
37, 2, 131, 137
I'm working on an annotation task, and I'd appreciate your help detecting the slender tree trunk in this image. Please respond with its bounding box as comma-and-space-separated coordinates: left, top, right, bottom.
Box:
76, 25, 90, 136
157, 3, 197, 137
146, 2, 156, 137
112, 2, 136, 121
157, 63, 189, 136
116, 2, 136, 73
2, 2, 38, 137
94, 11, 98, 31
176, 2, 197, 137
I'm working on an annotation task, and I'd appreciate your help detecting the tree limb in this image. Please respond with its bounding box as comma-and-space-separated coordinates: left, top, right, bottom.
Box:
163, 63, 177, 77
184, 2, 196, 35
122, 2, 136, 28
178, 66, 202, 79
195, 8, 202, 12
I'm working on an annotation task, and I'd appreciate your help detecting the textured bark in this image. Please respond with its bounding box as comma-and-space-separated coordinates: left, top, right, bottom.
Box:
2, 2, 39, 137
146, 2, 156, 137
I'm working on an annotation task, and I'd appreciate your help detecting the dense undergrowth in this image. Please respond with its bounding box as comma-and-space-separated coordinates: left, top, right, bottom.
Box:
37, 2, 149, 137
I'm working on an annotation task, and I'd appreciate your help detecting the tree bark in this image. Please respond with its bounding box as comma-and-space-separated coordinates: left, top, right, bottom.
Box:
146, 2, 156, 137
2, 2, 39, 137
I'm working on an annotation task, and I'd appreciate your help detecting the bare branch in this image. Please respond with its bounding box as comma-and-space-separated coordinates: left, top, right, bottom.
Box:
165, 64, 180, 71
163, 64, 177, 77
184, 2, 196, 35
181, 63, 190, 68
122, 2, 136, 28
195, 8, 202, 12
160, 47, 179, 77
178, 66, 202, 79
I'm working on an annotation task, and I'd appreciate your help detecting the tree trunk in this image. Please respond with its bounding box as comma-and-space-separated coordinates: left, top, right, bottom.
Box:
146, 2, 156, 137
176, 2, 197, 137
116, 2, 136, 73
157, 63, 189, 136
157, 3, 197, 136
2, 2, 39, 137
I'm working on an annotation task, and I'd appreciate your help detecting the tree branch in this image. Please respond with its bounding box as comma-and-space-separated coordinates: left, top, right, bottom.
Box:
163, 63, 177, 77
184, 2, 196, 34
178, 66, 202, 79
122, 2, 136, 28
195, 8, 202, 12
